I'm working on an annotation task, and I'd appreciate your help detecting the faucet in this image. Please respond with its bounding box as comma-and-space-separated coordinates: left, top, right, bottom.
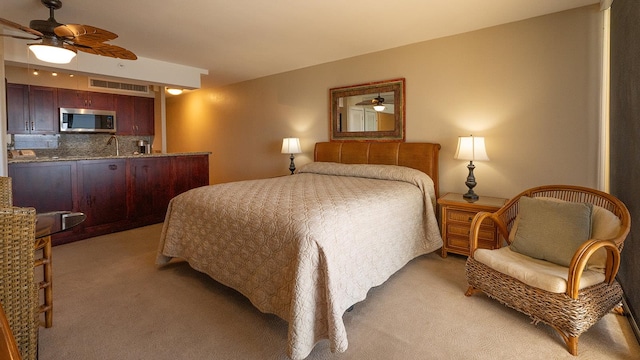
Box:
107, 135, 119, 156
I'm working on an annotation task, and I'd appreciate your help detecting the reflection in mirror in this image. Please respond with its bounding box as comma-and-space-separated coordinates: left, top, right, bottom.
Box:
330, 78, 405, 141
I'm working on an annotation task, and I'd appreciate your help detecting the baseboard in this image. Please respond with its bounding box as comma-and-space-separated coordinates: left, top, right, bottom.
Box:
623, 297, 640, 344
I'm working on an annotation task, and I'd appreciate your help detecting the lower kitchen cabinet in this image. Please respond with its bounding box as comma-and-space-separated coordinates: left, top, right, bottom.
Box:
128, 157, 173, 225
172, 155, 210, 196
8, 161, 76, 212
9, 154, 209, 245
77, 159, 128, 233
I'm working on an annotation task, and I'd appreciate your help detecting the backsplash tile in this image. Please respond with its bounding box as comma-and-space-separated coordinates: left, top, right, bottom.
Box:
12, 134, 154, 158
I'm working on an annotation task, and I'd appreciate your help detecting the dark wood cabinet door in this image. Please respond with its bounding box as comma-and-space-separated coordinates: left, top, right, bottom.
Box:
9, 161, 76, 212
58, 89, 114, 109
7, 84, 58, 134
29, 86, 58, 134
171, 155, 210, 196
115, 94, 135, 135
128, 157, 173, 223
57, 88, 86, 109
134, 97, 154, 135
6, 83, 29, 134
77, 159, 127, 228
86, 92, 114, 110
115, 95, 154, 135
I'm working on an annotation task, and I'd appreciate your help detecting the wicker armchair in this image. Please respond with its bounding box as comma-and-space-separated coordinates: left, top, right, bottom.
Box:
0, 301, 22, 360
0, 177, 11, 207
465, 185, 630, 356
0, 207, 38, 360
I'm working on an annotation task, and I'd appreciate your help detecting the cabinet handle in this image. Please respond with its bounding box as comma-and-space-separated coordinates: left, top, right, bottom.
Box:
31, 121, 35, 131
109, 164, 118, 170
25, 121, 29, 131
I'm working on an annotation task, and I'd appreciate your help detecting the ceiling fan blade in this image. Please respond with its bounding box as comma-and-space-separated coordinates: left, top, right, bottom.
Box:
0, 33, 40, 40
0, 17, 44, 37
55, 24, 118, 44
67, 42, 137, 60
355, 99, 377, 106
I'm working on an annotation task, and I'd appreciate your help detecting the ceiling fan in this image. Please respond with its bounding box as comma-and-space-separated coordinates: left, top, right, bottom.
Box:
0, 0, 137, 64
356, 94, 391, 111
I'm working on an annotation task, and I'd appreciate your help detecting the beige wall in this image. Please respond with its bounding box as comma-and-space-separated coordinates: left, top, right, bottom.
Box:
166, 5, 603, 199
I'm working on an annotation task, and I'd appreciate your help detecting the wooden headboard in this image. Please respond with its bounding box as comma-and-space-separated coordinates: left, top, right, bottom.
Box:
314, 142, 441, 196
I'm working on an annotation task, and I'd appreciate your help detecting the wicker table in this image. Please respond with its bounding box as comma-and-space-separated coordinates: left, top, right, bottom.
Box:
437, 193, 507, 257
35, 211, 86, 328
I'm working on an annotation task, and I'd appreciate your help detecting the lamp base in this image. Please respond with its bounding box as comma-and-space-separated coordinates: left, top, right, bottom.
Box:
463, 161, 479, 202
462, 190, 479, 201
289, 154, 296, 175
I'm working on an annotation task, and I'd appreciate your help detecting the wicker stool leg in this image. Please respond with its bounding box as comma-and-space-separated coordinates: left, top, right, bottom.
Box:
34, 235, 53, 328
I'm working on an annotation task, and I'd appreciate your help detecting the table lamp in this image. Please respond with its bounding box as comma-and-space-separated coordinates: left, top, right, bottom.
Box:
281, 138, 302, 175
454, 135, 489, 201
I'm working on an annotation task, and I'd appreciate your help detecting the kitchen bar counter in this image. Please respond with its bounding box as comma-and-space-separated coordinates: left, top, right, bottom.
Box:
9, 152, 210, 245
8, 152, 211, 163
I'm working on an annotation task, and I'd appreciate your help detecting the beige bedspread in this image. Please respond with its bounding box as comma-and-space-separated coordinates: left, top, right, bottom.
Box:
156, 162, 442, 359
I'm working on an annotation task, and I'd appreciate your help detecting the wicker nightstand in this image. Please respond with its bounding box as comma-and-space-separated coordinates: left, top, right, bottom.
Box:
437, 192, 508, 257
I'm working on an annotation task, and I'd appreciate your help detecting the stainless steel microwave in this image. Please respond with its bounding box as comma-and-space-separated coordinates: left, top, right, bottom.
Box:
59, 108, 116, 133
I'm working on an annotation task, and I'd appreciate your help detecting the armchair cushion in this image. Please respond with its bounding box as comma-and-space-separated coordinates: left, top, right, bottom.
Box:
510, 196, 592, 267
474, 247, 606, 293
508, 198, 621, 271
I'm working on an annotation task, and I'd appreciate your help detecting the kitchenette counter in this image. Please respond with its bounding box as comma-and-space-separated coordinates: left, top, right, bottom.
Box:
9, 151, 210, 246
8, 152, 211, 163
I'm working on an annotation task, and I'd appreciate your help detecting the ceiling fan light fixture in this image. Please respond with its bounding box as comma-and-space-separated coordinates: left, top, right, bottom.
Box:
29, 43, 76, 64
373, 104, 386, 112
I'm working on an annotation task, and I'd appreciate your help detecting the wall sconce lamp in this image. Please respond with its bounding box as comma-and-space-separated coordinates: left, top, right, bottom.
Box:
281, 138, 302, 175
454, 135, 489, 201
29, 37, 77, 64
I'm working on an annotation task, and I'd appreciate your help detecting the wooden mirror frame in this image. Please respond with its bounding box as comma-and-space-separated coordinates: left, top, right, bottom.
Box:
329, 78, 405, 142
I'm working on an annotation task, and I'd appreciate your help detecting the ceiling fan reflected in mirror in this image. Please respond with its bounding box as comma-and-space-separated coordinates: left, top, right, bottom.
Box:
0, 0, 137, 64
356, 93, 391, 112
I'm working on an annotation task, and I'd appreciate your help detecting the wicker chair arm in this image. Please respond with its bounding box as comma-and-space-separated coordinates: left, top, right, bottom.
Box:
469, 211, 495, 258
566, 239, 620, 299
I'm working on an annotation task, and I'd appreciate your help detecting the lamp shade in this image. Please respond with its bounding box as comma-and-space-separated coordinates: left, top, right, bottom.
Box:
454, 136, 489, 161
29, 44, 77, 64
373, 104, 385, 111
281, 138, 301, 154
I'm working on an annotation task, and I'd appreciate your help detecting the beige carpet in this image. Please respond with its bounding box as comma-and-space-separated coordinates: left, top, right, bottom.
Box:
38, 224, 640, 360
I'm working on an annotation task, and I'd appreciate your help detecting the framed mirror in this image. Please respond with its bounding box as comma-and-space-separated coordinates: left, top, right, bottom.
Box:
329, 78, 405, 141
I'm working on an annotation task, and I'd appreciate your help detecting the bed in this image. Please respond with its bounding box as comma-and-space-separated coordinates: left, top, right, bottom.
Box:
156, 141, 442, 359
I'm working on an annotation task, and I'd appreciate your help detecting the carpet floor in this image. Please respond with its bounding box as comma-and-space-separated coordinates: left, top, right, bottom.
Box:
38, 224, 640, 359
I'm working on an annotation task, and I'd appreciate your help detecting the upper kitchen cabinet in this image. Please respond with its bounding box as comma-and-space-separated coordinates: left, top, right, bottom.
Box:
6, 83, 58, 134
6, 83, 29, 134
115, 95, 154, 135
58, 88, 115, 110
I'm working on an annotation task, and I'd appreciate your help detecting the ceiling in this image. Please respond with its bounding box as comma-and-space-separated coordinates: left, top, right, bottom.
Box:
1, 0, 600, 88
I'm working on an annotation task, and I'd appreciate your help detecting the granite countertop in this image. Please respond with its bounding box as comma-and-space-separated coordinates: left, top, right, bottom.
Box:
8, 152, 211, 163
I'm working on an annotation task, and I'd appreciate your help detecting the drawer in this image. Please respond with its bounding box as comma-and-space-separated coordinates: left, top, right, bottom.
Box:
447, 223, 495, 241
447, 235, 497, 252
447, 209, 495, 227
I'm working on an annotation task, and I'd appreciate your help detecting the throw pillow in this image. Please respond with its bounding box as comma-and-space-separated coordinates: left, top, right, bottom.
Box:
510, 196, 592, 267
